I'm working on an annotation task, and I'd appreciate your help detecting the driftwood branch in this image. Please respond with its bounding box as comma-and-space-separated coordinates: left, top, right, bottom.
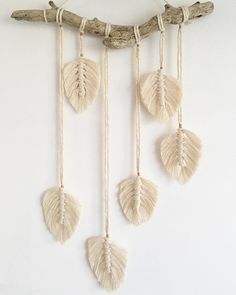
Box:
11, 1, 214, 49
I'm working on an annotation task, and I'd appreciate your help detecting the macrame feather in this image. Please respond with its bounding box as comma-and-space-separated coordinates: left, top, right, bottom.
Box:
42, 187, 80, 242
119, 176, 158, 225
141, 69, 182, 122
160, 128, 201, 183
63, 57, 100, 113
87, 236, 127, 291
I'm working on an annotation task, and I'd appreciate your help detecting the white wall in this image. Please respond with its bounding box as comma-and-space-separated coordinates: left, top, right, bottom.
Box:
0, 0, 235, 294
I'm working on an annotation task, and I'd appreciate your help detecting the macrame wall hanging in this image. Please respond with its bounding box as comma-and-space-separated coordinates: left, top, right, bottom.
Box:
11, 0, 214, 291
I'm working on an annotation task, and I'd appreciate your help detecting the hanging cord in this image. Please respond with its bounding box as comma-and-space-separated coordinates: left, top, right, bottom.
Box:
177, 6, 189, 128
103, 23, 112, 238
79, 17, 87, 57
134, 26, 141, 177
157, 13, 165, 70
56, 8, 66, 224
56, 8, 65, 189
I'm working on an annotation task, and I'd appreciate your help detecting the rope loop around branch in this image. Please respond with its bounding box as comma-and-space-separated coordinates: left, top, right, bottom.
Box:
181, 6, 190, 23
56, 8, 64, 26
134, 25, 141, 46
43, 10, 48, 23
157, 13, 165, 32
79, 17, 87, 34
105, 23, 111, 38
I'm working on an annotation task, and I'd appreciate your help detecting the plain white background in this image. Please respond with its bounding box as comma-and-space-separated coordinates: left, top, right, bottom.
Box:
0, 0, 235, 294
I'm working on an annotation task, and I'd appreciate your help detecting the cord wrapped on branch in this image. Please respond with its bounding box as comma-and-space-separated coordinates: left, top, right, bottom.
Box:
11, 1, 214, 49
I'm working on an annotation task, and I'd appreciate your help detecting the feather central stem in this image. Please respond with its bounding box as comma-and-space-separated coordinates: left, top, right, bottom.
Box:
177, 128, 187, 167
104, 238, 112, 273
59, 188, 66, 225
134, 176, 141, 211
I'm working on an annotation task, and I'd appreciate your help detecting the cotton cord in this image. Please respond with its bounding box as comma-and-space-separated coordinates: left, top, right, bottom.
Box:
56, 8, 66, 225
177, 6, 189, 128
103, 23, 111, 238
56, 8, 65, 190
134, 26, 141, 176
157, 14, 165, 69
79, 17, 87, 57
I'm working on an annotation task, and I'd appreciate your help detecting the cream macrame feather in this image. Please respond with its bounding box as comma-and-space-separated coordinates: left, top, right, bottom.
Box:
160, 128, 201, 183
141, 69, 182, 122
87, 236, 128, 292
63, 57, 100, 113
140, 14, 182, 122
43, 187, 80, 242
119, 176, 158, 225
63, 17, 100, 113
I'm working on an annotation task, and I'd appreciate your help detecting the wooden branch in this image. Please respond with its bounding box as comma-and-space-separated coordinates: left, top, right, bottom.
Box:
11, 1, 214, 49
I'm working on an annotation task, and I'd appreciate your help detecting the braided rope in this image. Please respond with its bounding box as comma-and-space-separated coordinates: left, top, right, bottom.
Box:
103, 24, 112, 238
177, 6, 189, 128
134, 26, 141, 176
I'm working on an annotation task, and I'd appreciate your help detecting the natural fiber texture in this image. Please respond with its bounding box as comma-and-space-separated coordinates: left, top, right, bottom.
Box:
160, 128, 201, 183
43, 187, 80, 242
87, 236, 128, 291
119, 176, 158, 225
63, 57, 100, 113
141, 69, 182, 122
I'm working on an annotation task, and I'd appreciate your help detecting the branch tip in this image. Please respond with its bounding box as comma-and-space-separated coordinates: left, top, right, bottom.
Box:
49, 1, 57, 9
